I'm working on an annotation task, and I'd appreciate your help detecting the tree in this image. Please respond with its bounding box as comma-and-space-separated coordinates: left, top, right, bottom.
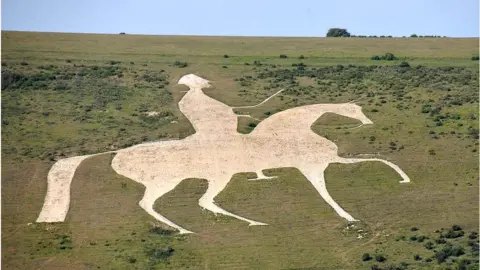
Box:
410, 34, 418, 38
326, 28, 351, 37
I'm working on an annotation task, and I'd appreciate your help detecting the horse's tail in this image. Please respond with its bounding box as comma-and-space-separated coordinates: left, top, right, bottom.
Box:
36, 151, 115, 222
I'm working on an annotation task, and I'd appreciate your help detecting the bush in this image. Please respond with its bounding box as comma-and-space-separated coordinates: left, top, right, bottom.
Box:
128, 257, 136, 263
119, 32, 126, 35
424, 241, 435, 250
224, 54, 229, 58
248, 122, 257, 128
383, 52, 397, 61
149, 226, 175, 236
435, 244, 465, 263
147, 247, 174, 260
435, 251, 448, 263
444, 229, 464, 239
375, 254, 387, 262
1, 70, 24, 90
414, 254, 421, 261
472, 55, 479, 60
326, 28, 351, 37
452, 225, 463, 231
371, 53, 397, 61
362, 253, 372, 261
299, 55, 305, 59
468, 232, 478, 239
411, 227, 419, 231
435, 237, 447, 244
417, 235, 427, 242
173, 61, 188, 68
399, 61, 410, 68
20, 61, 28, 66
279, 54, 288, 59
410, 34, 418, 37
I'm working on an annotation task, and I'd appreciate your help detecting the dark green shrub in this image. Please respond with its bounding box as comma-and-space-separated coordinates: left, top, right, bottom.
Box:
299, 55, 305, 59
435, 244, 465, 263
147, 247, 174, 260
20, 61, 28, 66
326, 28, 351, 37
128, 257, 136, 263
248, 122, 257, 128
435, 251, 448, 263
435, 238, 447, 244
424, 241, 435, 250
444, 229, 464, 238
119, 32, 126, 35
375, 254, 386, 262
279, 54, 288, 59
414, 254, 421, 260
452, 225, 463, 231
472, 55, 479, 60
410, 34, 418, 37
417, 235, 427, 242
399, 61, 410, 68
1, 70, 24, 90
383, 53, 397, 61
149, 226, 175, 236
173, 61, 188, 68
362, 253, 372, 261
468, 232, 478, 239
371, 55, 381, 60
224, 54, 229, 58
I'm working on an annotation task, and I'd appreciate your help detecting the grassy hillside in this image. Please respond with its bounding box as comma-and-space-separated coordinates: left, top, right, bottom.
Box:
1, 31, 479, 270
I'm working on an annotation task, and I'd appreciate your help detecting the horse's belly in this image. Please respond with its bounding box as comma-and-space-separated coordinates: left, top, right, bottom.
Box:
111, 141, 240, 183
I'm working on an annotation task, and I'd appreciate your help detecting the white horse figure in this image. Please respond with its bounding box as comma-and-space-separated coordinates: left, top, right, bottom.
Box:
37, 74, 410, 234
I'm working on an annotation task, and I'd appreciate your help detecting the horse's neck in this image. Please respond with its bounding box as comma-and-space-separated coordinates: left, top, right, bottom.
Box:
178, 88, 238, 135
251, 105, 327, 136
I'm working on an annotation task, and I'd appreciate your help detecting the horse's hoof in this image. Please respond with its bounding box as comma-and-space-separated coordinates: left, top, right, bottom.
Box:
249, 221, 268, 226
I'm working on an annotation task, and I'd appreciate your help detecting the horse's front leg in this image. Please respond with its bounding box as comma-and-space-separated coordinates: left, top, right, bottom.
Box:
140, 181, 194, 234
299, 164, 358, 222
199, 176, 268, 226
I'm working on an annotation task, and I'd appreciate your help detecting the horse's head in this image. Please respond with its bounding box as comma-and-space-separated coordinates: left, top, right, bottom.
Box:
335, 103, 373, 125
178, 74, 211, 90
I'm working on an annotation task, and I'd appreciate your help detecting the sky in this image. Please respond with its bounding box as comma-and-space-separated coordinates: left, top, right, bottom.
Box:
1, 0, 479, 37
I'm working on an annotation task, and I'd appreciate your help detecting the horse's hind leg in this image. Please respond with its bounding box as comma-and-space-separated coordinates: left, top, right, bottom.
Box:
299, 164, 358, 222
336, 157, 410, 183
199, 177, 268, 226
140, 182, 194, 234
248, 169, 277, 181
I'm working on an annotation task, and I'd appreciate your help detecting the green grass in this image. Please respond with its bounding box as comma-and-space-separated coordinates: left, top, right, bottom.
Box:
1, 31, 479, 269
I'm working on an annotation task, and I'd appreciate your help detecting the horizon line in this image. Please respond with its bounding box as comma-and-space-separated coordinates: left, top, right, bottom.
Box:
2, 29, 479, 39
